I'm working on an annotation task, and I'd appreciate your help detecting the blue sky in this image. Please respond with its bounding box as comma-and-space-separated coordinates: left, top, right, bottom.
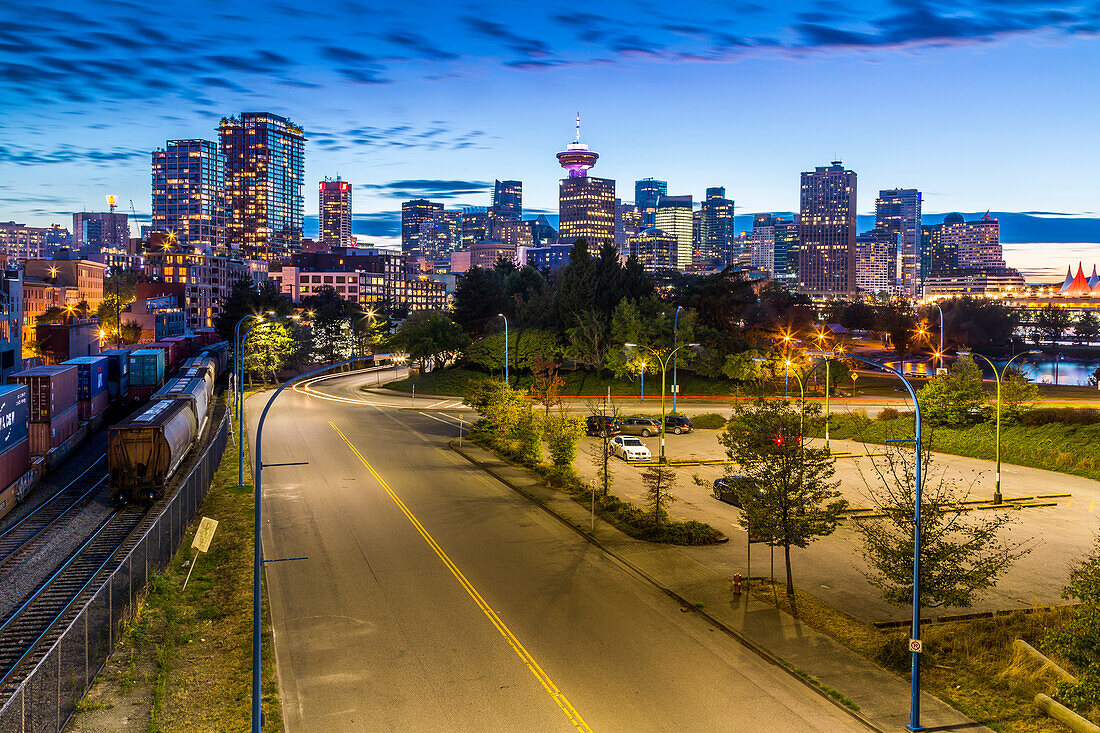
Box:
2, 0, 1100, 276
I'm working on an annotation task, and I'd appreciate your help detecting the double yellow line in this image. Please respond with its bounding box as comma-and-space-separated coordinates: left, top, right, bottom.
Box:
329, 421, 592, 732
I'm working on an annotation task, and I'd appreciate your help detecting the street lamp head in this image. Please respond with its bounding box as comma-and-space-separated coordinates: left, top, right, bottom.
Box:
956, 350, 971, 357
688, 342, 700, 348
265, 310, 275, 316
1027, 350, 1042, 355
785, 359, 793, 367
623, 342, 637, 348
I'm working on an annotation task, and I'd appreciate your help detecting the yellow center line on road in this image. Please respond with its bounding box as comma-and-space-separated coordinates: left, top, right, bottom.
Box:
329, 421, 593, 733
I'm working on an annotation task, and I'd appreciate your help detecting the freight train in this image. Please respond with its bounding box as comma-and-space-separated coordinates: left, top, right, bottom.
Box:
108, 344, 229, 504
0, 336, 231, 521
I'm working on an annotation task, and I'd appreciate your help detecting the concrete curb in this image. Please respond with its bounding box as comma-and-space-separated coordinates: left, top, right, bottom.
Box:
449, 439, 885, 733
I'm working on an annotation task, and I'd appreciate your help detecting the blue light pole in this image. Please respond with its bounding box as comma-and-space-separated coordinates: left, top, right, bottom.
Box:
239, 315, 299, 487
847, 352, 925, 732
235, 313, 267, 434
672, 306, 683, 412
252, 356, 372, 732
498, 313, 509, 384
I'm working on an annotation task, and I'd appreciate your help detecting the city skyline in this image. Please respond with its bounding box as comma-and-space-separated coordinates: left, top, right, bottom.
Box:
3, 2, 1100, 259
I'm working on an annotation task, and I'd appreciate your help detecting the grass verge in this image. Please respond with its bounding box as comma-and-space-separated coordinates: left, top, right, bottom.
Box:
829, 413, 1100, 482
467, 432, 724, 546
69, 427, 282, 732
747, 578, 1079, 733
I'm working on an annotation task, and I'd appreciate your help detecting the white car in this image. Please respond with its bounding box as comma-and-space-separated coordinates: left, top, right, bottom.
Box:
610, 436, 652, 462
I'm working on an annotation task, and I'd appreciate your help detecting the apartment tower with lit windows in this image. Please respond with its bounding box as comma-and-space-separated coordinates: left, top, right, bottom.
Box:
152, 139, 227, 253
319, 177, 352, 248
798, 161, 857, 298
218, 112, 305, 262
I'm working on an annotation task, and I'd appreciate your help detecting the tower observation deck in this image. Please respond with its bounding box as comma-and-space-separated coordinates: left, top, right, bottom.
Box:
556, 114, 599, 178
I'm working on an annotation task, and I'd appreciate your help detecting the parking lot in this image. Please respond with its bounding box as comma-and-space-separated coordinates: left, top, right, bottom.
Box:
575, 425, 1100, 623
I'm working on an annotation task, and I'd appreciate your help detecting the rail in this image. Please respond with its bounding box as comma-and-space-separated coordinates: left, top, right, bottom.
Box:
0, 408, 229, 731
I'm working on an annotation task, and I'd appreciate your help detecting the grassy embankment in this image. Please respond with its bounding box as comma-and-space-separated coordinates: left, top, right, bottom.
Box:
748, 578, 1082, 733
829, 413, 1100, 483
72, 427, 281, 732
379, 366, 1100, 403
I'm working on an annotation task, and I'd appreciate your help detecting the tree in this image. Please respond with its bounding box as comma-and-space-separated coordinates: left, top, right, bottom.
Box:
641, 463, 677, 537
302, 286, 357, 364
917, 356, 988, 427
530, 357, 565, 416
1035, 304, 1072, 344
854, 446, 1031, 610
244, 322, 294, 385
720, 399, 847, 602
1073, 311, 1100, 345
453, 267, 505, 334
97, 269, 138, 342
585, 398, 622, 498
938, 297, 1020, 348
1045, 534, 1100, 719
998, 365, 1038, 421
391, 312, 469, 371
214, 279, 294, 342
120, 319, 143, 344
544, 410, 585, 468
877, 303, 917, 359
36, 306, 66, 325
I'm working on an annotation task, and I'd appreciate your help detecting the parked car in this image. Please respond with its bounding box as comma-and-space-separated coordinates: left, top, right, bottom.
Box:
663, 415, 694, 434
712, 475, 755, 507
586, 415, 621, 436
610, 435, 652, 462
620, 417, 662, 437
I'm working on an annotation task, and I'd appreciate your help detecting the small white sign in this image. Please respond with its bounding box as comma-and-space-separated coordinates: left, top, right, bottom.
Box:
192, 517, 219, 553
909, 639, 923, 654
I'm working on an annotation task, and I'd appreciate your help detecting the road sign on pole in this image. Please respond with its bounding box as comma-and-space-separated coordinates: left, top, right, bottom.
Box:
183, 517, 219, 592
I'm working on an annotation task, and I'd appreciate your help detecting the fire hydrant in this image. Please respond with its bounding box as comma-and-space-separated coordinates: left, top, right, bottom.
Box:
731, 573, 743, 595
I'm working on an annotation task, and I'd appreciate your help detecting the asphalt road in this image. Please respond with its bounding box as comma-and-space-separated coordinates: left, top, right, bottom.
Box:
247, 371, 867, 732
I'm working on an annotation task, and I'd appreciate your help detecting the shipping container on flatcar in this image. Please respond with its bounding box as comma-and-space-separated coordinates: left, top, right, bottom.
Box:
0, 385, 30, 490
64, 356, 109, 421
108, 399, 197, 503
147, 341, 181, 373
9, 366, 78, 422
129, 349, 166, 389
99, 349, 131, 400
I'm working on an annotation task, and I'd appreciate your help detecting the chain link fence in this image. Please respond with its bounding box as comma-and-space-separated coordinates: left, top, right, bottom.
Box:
0, 410, 229, 732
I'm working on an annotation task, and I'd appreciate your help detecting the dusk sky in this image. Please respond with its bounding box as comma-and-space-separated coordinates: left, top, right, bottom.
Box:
3, 0, 1100, 277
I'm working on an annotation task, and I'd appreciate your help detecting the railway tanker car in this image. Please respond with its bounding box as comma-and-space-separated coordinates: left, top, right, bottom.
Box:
151, 376, 213, 436
108, 399, 197, 504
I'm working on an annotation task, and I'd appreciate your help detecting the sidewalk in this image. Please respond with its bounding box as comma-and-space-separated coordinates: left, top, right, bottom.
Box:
451, 439, 990, 733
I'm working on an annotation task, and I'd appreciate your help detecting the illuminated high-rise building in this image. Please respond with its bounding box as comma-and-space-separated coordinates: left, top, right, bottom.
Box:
319, 177, 352, 248
418, 208, 461, 261
616, 201, 644, 251
655, 195, 693, 270
944, 211, 1005, 269
401, 199, 443, 258
73, 211, 130, 256
700, 187, 735, 266
798, 161, 857, 298
625, 227, 677, 273
875, 188, 922, 296
219, 112, 305, 262
152, 139, 226, 253
635, 178, 667, 227
855, 230, 894, 294
460, 208, 490, 247
492, 180, 522, 219
557, 116, 615, 250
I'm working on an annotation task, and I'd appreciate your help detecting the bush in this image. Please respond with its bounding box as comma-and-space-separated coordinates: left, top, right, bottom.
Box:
690, 412, 727, 430
917, 356, 988, 427
877, 407, 900, 421
544, 413, 585, 467
1019, 407, 1100, 426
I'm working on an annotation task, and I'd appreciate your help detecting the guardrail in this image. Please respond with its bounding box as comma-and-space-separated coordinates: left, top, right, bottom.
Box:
0, 409, 229, 732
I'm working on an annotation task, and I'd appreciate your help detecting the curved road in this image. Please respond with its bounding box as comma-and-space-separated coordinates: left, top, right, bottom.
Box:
246, 370, 868, 732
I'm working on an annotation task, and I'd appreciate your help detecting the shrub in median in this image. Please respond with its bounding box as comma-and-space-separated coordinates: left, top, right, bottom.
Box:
689, 412, 727, 430
1019, 407, 1100, 426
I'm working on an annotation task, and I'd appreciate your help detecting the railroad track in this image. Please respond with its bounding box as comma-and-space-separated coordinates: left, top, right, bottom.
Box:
0, 457, 109, 572
0, 504, 147, 691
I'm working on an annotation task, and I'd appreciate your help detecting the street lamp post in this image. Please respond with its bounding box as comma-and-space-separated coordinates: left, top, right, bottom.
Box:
957, 350, 1042, 505
929, 304, 945, 374
624, 342, 698, 463
251, 356, 372, 732
239, 315, 300, 487
846, 352, 925, 732
639, 361, 646, 399
498, 313, 509, 384
672, 306, 683, 413
235, 313, 268, 436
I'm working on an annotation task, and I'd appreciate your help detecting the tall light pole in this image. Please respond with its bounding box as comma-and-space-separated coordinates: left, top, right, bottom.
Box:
235, 313, 268, 434
846, 352, 925, 733
251, 356, 373, 732
957, 350, 1041, 505
928, 303, 945, 374
624, 342, 698, 463
639, 361, 646, 399
498, 313, 509, 384
672, 305, 683, 412
239, 314, 300, 487
804, 351, 835, 451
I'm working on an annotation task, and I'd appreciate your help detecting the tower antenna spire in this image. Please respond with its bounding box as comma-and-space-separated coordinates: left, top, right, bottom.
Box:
575, 112, 581, 143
